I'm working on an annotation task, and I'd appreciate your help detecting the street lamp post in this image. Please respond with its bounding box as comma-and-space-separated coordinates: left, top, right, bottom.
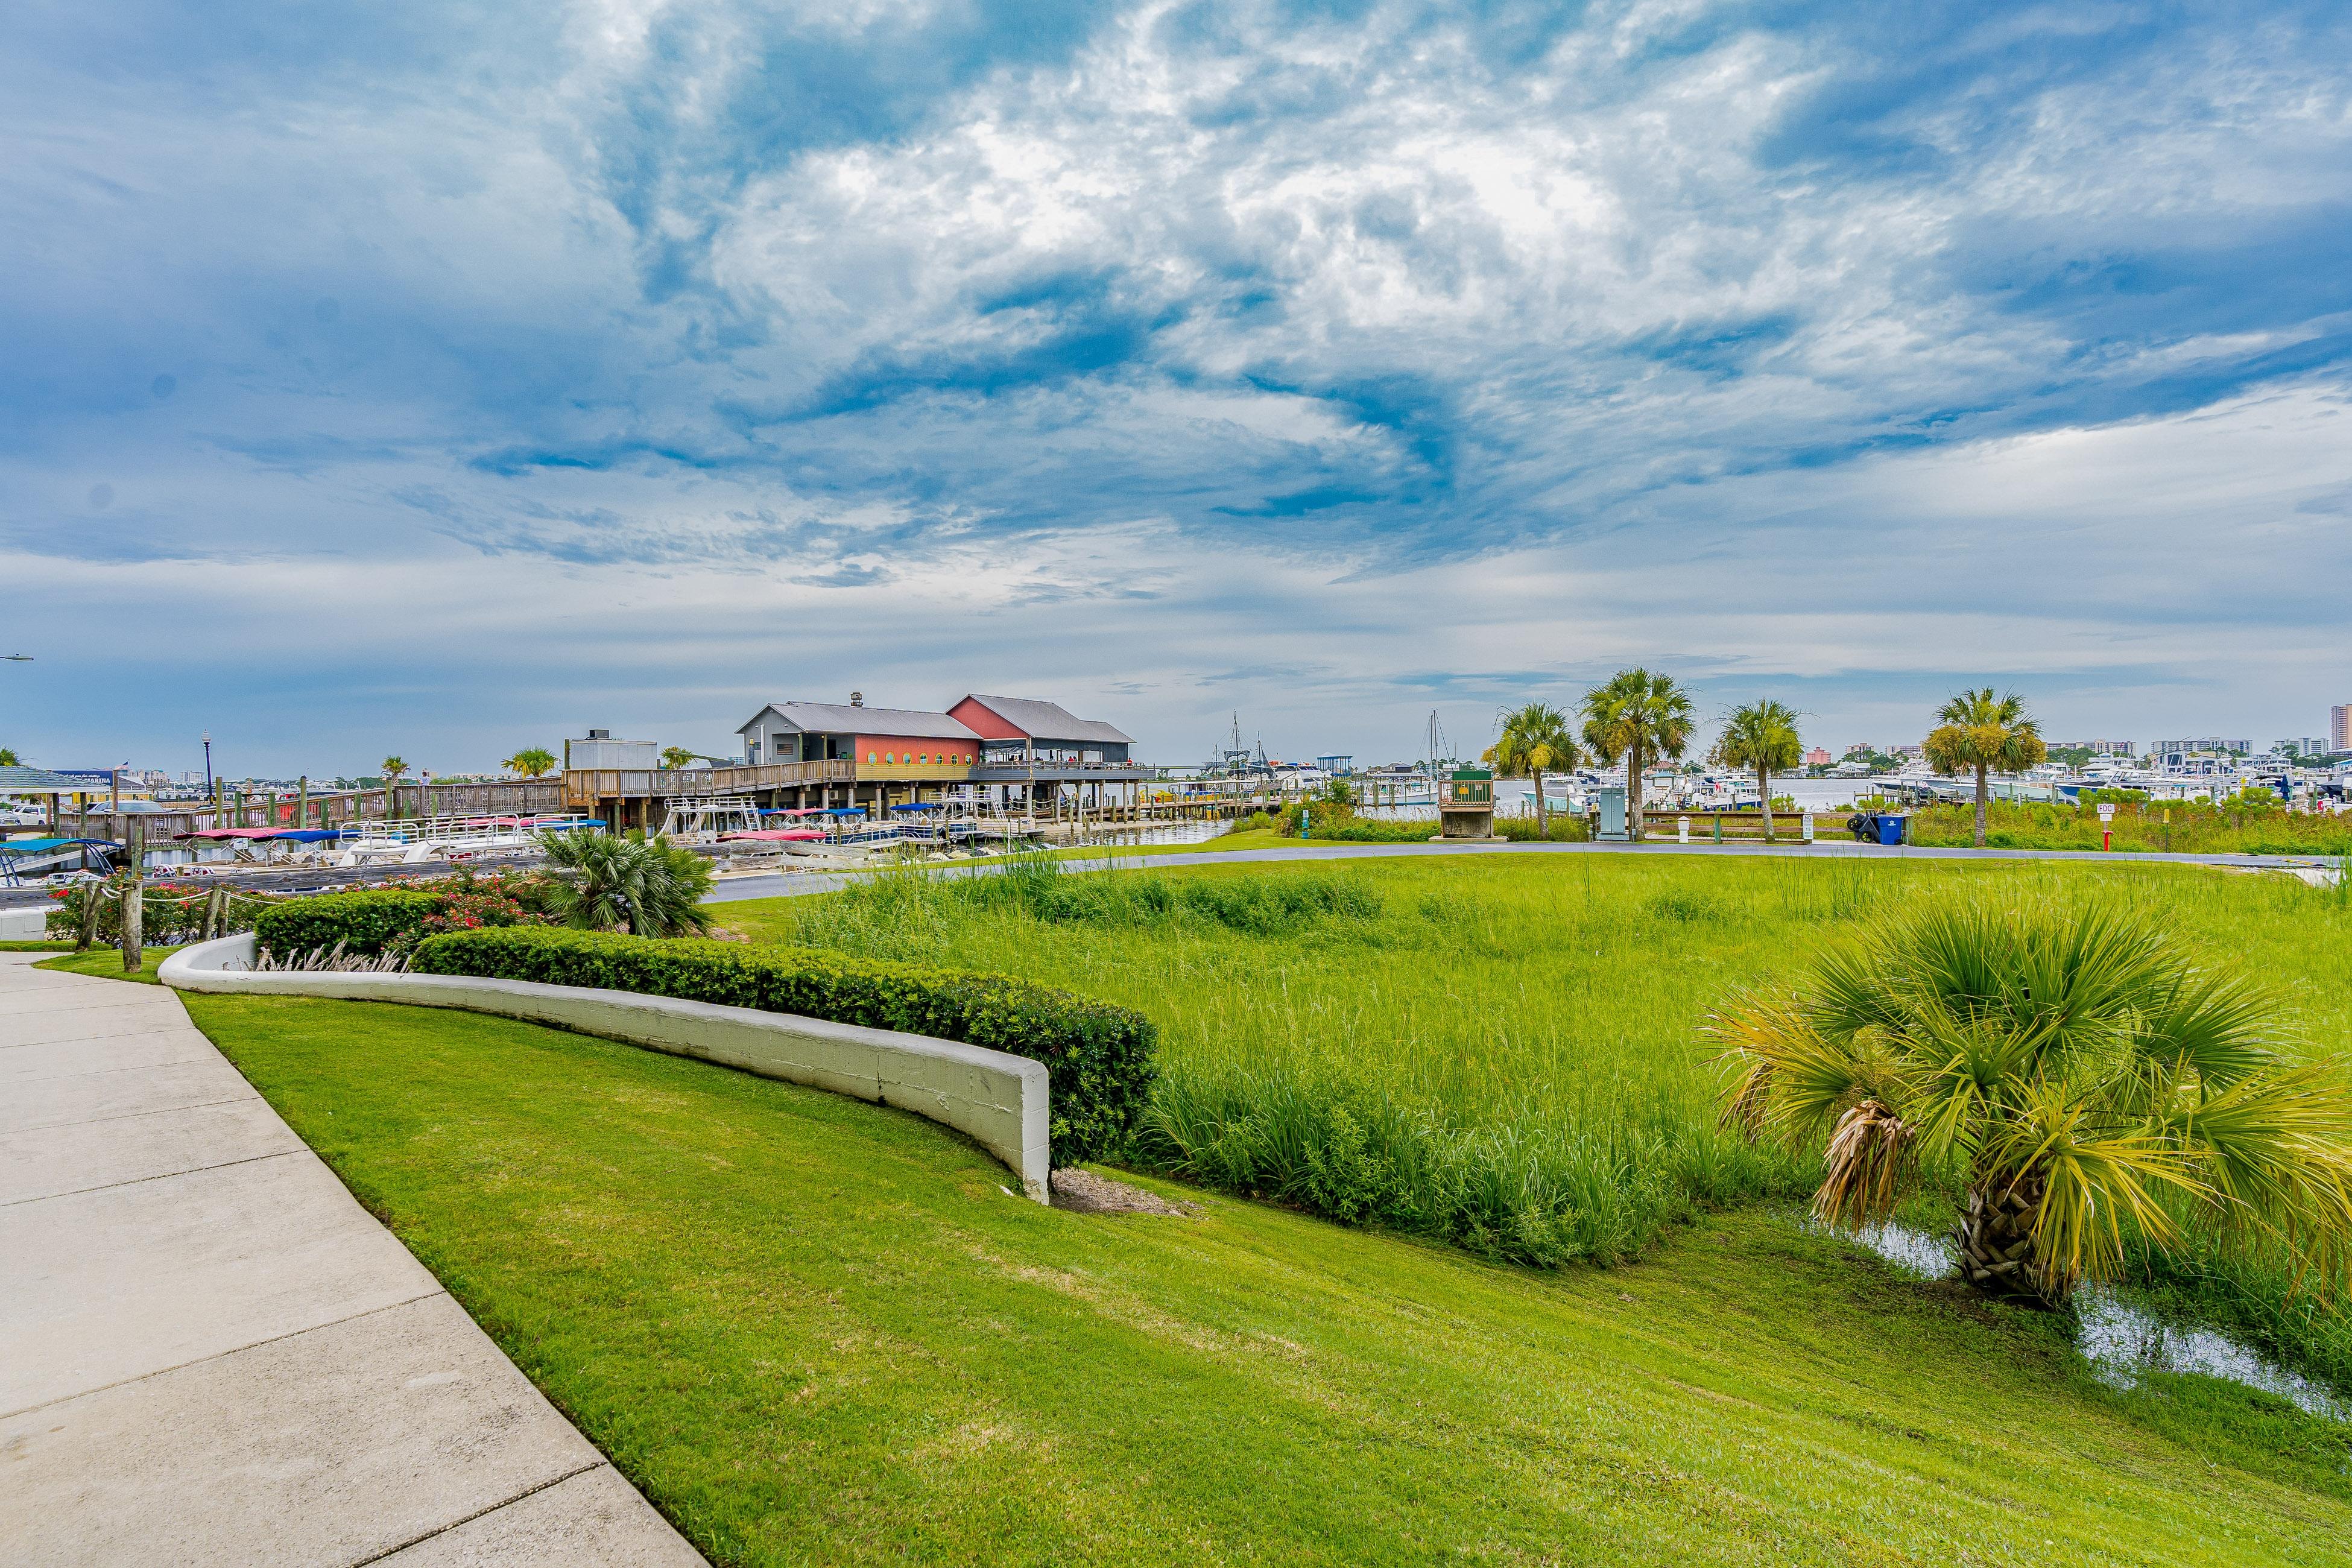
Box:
201, 733, 213, 798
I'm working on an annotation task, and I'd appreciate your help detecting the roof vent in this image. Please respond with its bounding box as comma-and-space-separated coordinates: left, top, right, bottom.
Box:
849, 692, 863, 707
587, 728, 610, 740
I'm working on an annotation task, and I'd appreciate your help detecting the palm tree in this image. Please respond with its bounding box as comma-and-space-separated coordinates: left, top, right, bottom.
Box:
0, 747, 20, 766
1714, 700, 1803, 841
380, 756, 409, 820
504, 747, 557, 779
1922, 688, 2046, 848
1579, 669, 1695, 840
537, 829, 713, 937
1713, 899, 2352, 1306
659, 745, 698, 771
1484, 701, 1580, 837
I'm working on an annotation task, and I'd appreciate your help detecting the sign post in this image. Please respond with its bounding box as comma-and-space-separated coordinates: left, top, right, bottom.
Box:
2098, 800, 2116, 852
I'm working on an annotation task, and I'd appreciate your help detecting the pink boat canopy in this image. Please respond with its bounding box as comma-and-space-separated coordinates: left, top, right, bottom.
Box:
719, 829, 829, 842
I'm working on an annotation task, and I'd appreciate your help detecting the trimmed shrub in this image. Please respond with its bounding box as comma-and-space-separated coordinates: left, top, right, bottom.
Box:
411, 926, 1156, 1166
254, 890, 443, 958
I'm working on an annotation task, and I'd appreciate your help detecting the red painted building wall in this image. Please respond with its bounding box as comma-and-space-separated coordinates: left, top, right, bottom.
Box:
947, 697, 1026, 741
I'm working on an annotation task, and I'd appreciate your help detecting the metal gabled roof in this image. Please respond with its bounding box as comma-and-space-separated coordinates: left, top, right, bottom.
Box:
958, 695, 1133, 747
738, 702, 979, 741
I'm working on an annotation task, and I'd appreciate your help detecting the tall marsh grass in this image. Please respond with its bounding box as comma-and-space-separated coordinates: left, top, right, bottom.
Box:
733, 854, 2352, 1298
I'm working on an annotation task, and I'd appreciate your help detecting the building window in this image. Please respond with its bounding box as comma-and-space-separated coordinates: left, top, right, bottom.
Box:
867, 751, 877, 763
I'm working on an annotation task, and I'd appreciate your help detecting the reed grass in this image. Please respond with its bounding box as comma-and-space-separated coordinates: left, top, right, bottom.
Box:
1904, 797, 2352, 855
722, 853, 2352, 1373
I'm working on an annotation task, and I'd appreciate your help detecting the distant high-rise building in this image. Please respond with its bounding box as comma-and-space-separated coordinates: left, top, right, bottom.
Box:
1801, 747, 1832, 767
2333, 704, 2352, 753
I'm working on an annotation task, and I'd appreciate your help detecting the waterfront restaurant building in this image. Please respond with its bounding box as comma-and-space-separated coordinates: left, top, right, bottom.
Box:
738, 697, 982, 770
546, 690, 1147, 831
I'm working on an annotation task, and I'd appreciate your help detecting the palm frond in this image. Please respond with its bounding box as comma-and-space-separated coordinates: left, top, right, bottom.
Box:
1982, 1082, 2204, 1293
1815, 1099, 1916, 1230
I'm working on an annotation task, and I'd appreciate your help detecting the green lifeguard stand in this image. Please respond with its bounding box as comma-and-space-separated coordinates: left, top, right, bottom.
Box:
1438, 767, 1496, 840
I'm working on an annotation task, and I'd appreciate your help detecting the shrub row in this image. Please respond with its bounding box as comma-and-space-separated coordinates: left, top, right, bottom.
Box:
253, 877, 553, 958
254, 890, 445, 957
410, 926, 1155, 1166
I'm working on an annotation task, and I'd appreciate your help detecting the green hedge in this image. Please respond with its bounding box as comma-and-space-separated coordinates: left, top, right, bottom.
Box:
411, 926, 1155, 1166
254, 890, 442, 958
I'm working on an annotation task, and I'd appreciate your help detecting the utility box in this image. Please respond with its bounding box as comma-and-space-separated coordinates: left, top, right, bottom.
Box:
565, 735, 659, 770
1439, 767, 1496, 839
1595, 784, 1630, 842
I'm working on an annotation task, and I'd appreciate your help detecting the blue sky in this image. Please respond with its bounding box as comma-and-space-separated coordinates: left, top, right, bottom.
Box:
5, 0, 2351, 776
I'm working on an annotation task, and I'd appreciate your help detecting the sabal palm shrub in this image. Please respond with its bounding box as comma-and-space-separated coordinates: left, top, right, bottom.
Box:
1713, 898, 2352, 1306
536, 829, 714, 938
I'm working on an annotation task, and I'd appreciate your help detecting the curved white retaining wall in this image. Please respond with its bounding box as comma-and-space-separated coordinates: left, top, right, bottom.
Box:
160, 934, 1050, 1201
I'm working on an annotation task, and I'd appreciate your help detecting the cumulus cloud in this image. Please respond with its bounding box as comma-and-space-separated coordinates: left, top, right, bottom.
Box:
2, 0, 2348, 768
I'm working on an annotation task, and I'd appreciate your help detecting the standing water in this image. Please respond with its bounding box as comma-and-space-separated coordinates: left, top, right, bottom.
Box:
1830, 1218, 2348, 1421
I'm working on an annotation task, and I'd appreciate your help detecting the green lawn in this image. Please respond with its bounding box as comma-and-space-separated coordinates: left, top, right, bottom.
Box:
34, 944, 183, 982
181, 992, 2352, 1566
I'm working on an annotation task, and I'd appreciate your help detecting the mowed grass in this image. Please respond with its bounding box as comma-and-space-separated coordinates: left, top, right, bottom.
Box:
34, 944, 182, 982
183, 993, 2352, 1566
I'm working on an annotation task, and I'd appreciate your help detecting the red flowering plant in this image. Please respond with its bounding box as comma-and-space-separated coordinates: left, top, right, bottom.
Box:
419, 890, 546, 937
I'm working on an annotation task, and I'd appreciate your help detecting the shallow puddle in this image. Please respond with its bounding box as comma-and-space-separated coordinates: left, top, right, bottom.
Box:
1824, 1215, 2349, 1421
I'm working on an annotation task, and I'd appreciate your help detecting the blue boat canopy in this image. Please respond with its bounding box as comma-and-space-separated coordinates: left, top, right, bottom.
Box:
0, 836, 116, 855
889, 802, 944, 811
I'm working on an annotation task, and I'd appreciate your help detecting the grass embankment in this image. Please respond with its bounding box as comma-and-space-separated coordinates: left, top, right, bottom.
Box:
1903, 797, 2352, 855
181, 993, 2352, 1565
722, 855, 2352, 1377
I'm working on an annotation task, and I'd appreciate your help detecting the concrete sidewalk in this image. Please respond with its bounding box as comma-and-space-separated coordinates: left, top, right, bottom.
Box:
0, 952, 704, 1567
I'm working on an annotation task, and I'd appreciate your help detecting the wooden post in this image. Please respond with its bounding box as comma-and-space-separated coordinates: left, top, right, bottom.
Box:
75, 873, 98, 950
119, 819, 144, 973
297, 776, 310, 829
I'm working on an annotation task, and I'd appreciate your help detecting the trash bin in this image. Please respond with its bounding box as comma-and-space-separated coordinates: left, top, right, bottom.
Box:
1875, 812, 1909, 847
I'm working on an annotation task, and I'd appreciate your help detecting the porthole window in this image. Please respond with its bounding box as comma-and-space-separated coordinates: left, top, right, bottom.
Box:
867, 751, 877, 763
